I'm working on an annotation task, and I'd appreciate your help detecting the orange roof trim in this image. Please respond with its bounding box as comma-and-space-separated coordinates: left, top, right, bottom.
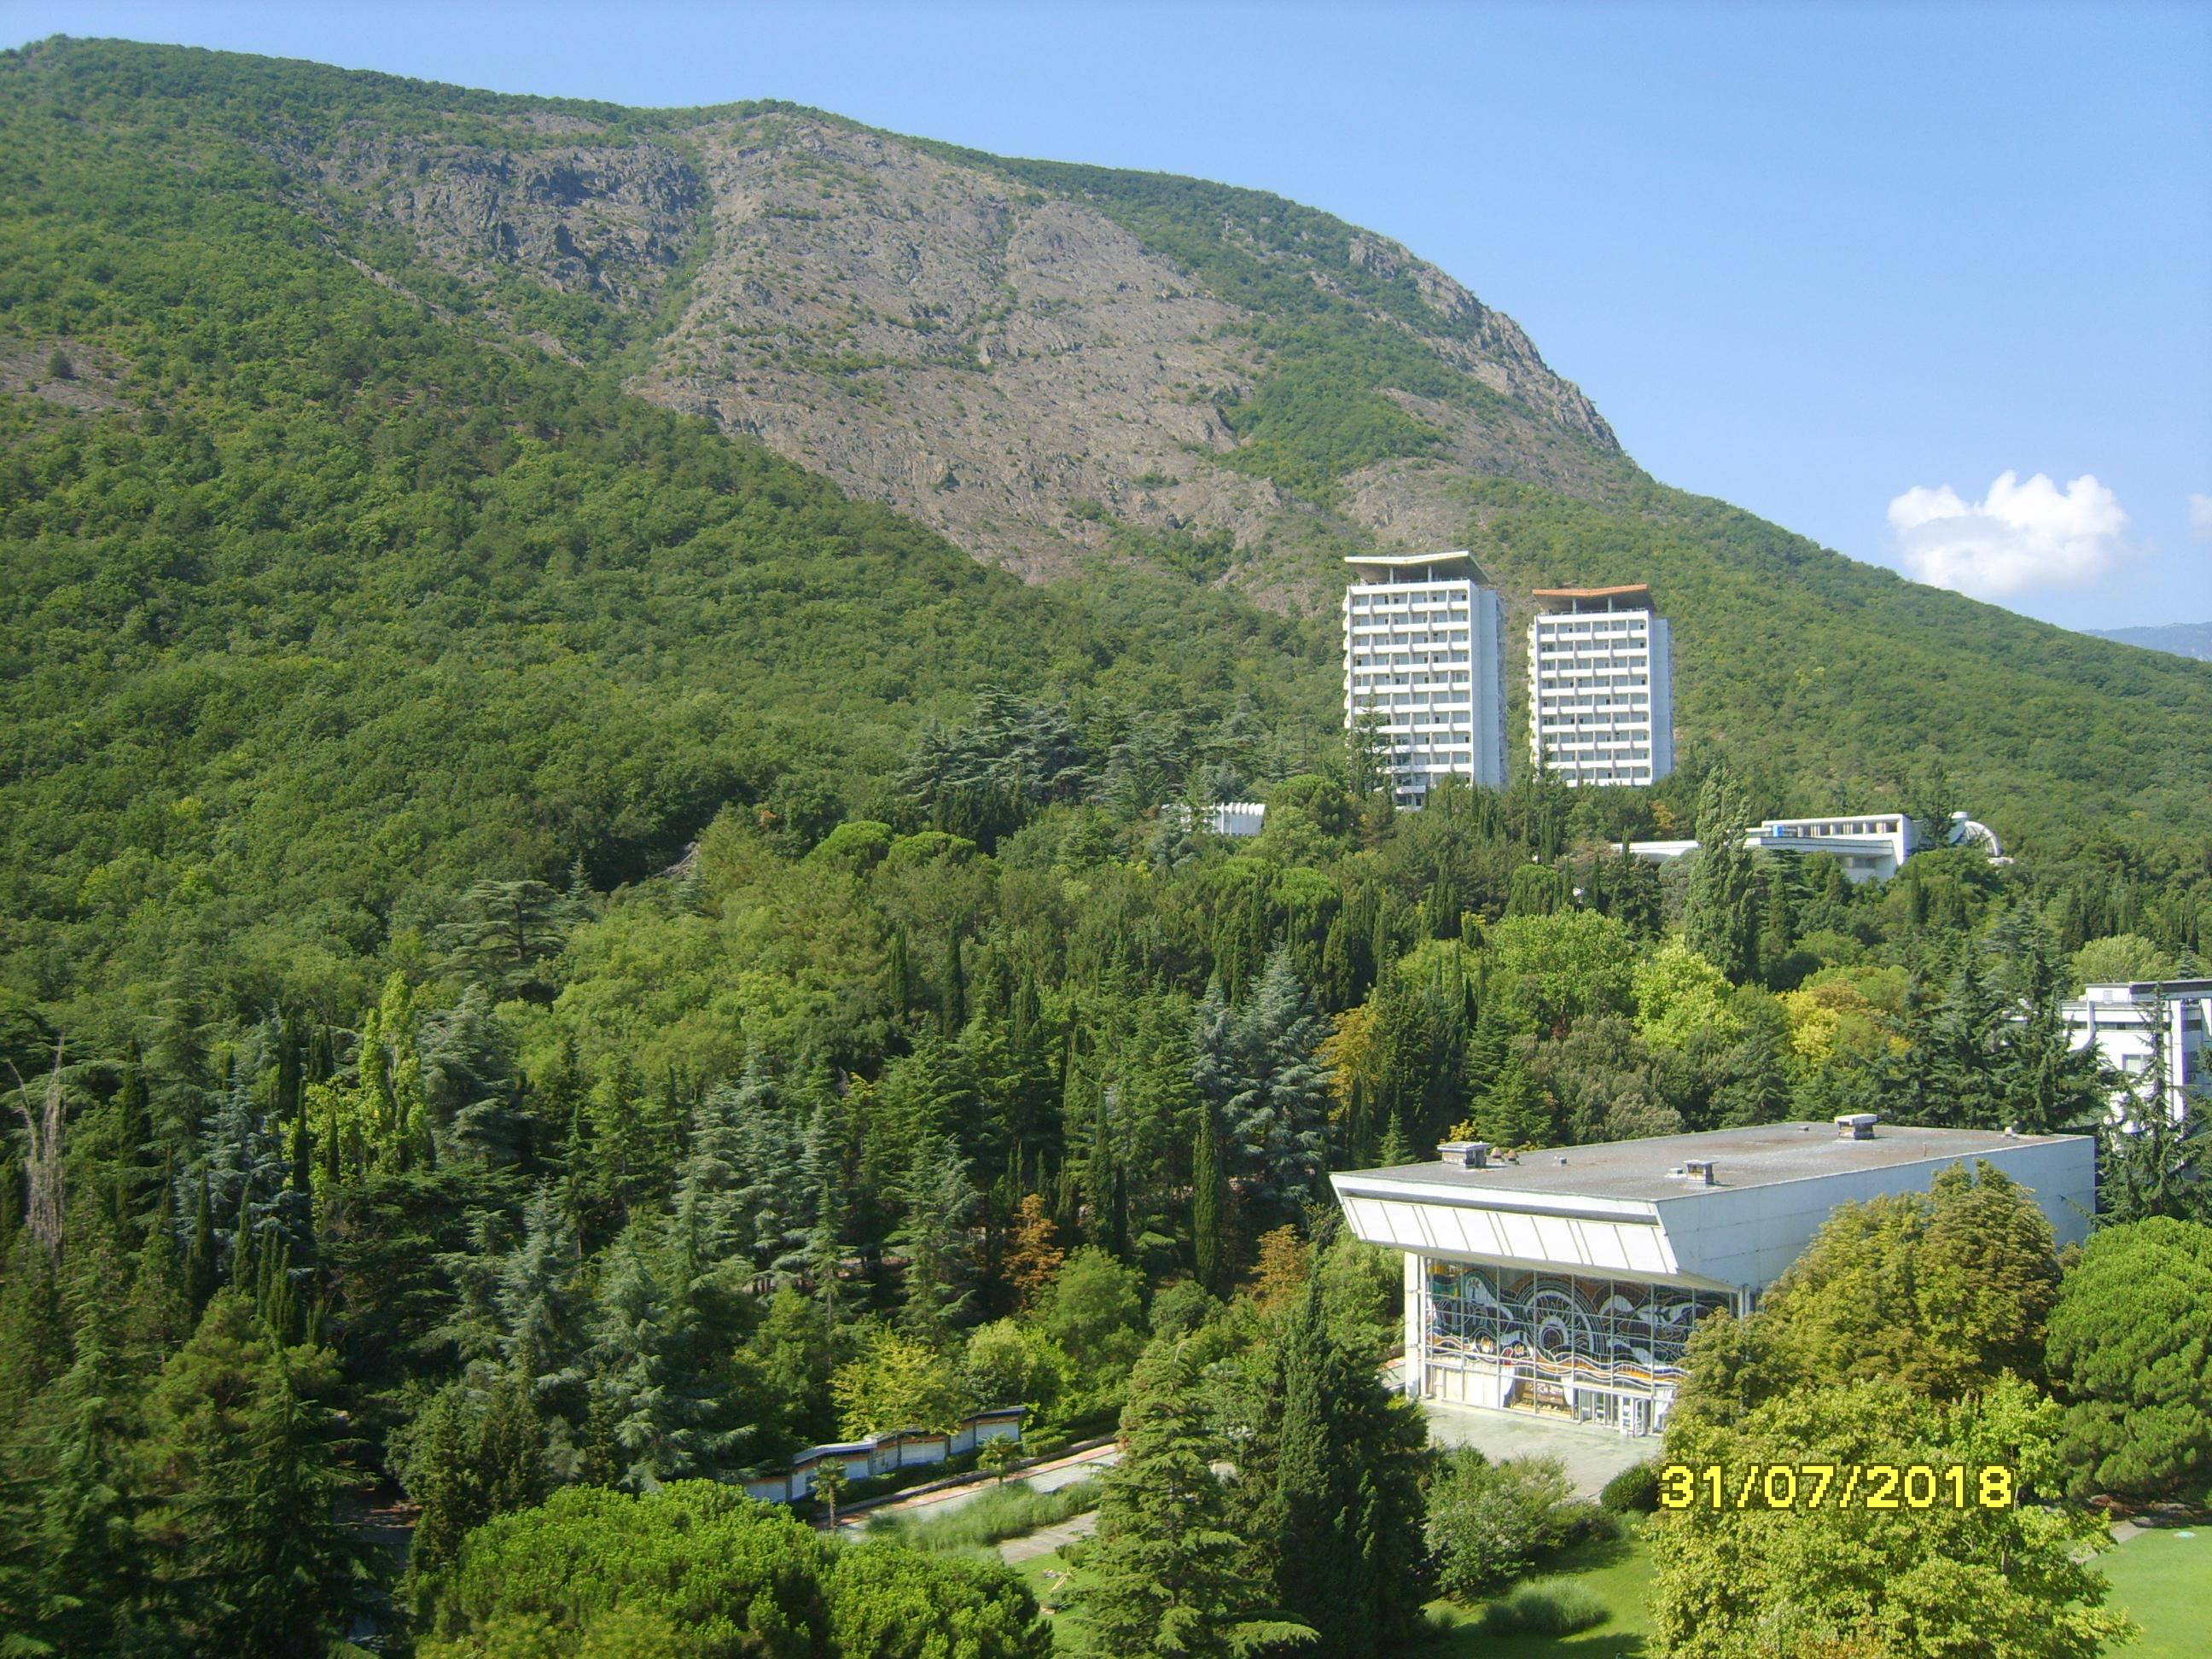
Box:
1530, 584, 1652, 599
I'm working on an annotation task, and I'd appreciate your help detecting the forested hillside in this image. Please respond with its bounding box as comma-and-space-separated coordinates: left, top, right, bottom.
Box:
7, 38, 2208, 846
2, 36, 2209, 1659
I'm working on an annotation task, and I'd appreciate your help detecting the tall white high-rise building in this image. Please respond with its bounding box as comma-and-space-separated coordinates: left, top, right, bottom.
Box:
1342, 552, 1508, 806
1528, 585, 1674, 787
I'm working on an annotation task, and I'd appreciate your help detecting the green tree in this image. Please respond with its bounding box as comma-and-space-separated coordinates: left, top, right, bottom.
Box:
1236, 1262, 1429, 1657
1074, 1336, 1310, 1658
1676, 1161, 2060, 1422
1652, 1377, 2133, 1659
1033, 1246, 1146, 1414
890, 1132, 978, 1345
2046, 1217, 2212, 1500
428, 1482, 833, 1655
824, 1544, 1051, 1659
830, 1324, 969, 1437
1684, 770, 1761, 984
137, 1292, 370, 1656
1190, 952, 1333, 1227
2069, 933, 2178, 990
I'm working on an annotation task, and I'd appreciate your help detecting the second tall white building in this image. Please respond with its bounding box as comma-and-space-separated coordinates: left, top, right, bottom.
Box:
1343, 551, 1510, 806
1528, 585, 1674, 787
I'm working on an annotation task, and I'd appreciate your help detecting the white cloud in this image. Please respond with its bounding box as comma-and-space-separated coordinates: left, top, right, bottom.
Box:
1887, 470, 2129, 600
2190, 493, 2212, 542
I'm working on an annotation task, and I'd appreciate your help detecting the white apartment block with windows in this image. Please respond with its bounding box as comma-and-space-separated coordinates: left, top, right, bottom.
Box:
1343, 551, 1508, 807
2062, 978, 2210, 1124
1528, 586, 1674, 787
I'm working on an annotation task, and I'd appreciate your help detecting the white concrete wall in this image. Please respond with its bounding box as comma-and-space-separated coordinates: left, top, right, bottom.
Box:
1653, 1138, 2094, 1288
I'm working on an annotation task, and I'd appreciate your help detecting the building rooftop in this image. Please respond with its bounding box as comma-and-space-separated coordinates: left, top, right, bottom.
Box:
1531, 584, 1653, 608
1345, 550, 1491, 585
2073, 978, 2212, 1004
1335, 1121, 2078, 1206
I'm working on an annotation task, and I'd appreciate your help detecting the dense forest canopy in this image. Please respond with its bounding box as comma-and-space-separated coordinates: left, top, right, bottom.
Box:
0, 35, 2209, 1659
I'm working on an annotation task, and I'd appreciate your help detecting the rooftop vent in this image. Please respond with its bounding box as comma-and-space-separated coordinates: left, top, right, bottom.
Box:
1682, 1158, 1718, 1186
1836, 1113, 1879, 1141
1438, 1140, 1491, 1169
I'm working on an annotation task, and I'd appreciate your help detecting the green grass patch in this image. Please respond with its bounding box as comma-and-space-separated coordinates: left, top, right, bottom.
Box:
1425, 1533, 1653, 1657
2099, 1527, 2212, 1659
864, 1477, 1102, 1553
1010, 1545, 1088, 1650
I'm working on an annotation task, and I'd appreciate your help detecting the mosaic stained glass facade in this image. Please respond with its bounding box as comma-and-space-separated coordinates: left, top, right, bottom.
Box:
1425, 1264, 1733, 1394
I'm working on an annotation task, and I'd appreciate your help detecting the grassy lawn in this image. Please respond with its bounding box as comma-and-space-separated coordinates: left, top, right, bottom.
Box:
1014, 1545, 1091, 1650
2099, 1528, 2210, 1659
1423, 1534, 1655, 1657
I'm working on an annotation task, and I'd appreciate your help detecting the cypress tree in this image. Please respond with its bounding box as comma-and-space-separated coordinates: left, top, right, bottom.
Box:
183, 1173, 217, 1314
229, 1186, 255, 1292
1685, 768, 1762, 984
1191, 1101, 1226, 1295
940, 934, 968, 1035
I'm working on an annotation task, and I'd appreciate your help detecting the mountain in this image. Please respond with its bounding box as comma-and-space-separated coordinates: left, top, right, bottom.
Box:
1, 34, 2208, 1016
2086, 622, 2212, 662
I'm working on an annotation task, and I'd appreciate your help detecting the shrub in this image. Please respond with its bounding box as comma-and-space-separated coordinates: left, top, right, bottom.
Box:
1479, 1577, 1610, 1637
1425, 1450, 1614, 1600
1599, 1460, 1662, 1513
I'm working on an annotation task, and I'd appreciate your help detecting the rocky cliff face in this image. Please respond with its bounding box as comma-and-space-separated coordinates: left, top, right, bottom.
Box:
283, 102, 1630, 602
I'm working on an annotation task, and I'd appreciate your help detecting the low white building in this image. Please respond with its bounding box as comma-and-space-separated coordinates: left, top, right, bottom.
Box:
1330, 1117, 2093, 1436
2062, 978, 2210, 1122
1621, 811, 2005, 886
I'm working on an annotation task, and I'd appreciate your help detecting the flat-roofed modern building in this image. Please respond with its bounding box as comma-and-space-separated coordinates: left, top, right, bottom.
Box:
1528, 585, 1673, 787
1330, 1118, 2094, 1436
1343, 551, 1509, 806
2063, 978, 2210, 1124
1619, 811, 2007, 886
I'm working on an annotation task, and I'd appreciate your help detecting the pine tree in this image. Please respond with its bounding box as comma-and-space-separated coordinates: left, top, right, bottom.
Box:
583, 1216, 760, 1492
1074, 1337, 1308, 1657
107, 1045, 161, 1249
783, 1090, 851, 1318
139, 1293, 369, 1656
125, 1196, 193, 1361
1, 1319, 154, 1654
731, 1066, 807, 1278
940, 933, 968, 1035
669, 1078, 754, 1273
1471, 1044, 1552, 1148
495, 1184, 587, 1409
0, 1231, 70, 1443
890, 1132, 977, 1343
1190, 952, 1333, 1231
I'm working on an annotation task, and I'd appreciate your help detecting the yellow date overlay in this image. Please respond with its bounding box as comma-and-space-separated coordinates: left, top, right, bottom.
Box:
1657, 1463, 2016, 1511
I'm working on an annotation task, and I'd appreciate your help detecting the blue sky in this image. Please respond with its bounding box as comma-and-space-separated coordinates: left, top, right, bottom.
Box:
7, 1, 2208, 630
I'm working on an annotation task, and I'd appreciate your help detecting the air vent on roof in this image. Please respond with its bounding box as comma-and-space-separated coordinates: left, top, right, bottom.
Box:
1438, 1140, 1491, 1169
1836, 1114, 1879, 1141
1682, 1158, 1717, 1185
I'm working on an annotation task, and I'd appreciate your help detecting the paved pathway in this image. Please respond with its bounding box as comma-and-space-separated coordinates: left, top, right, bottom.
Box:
834, 1442, 1120, 1538
1000, 1509, 1098, 1564
1423, 1400, 1652, 1496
